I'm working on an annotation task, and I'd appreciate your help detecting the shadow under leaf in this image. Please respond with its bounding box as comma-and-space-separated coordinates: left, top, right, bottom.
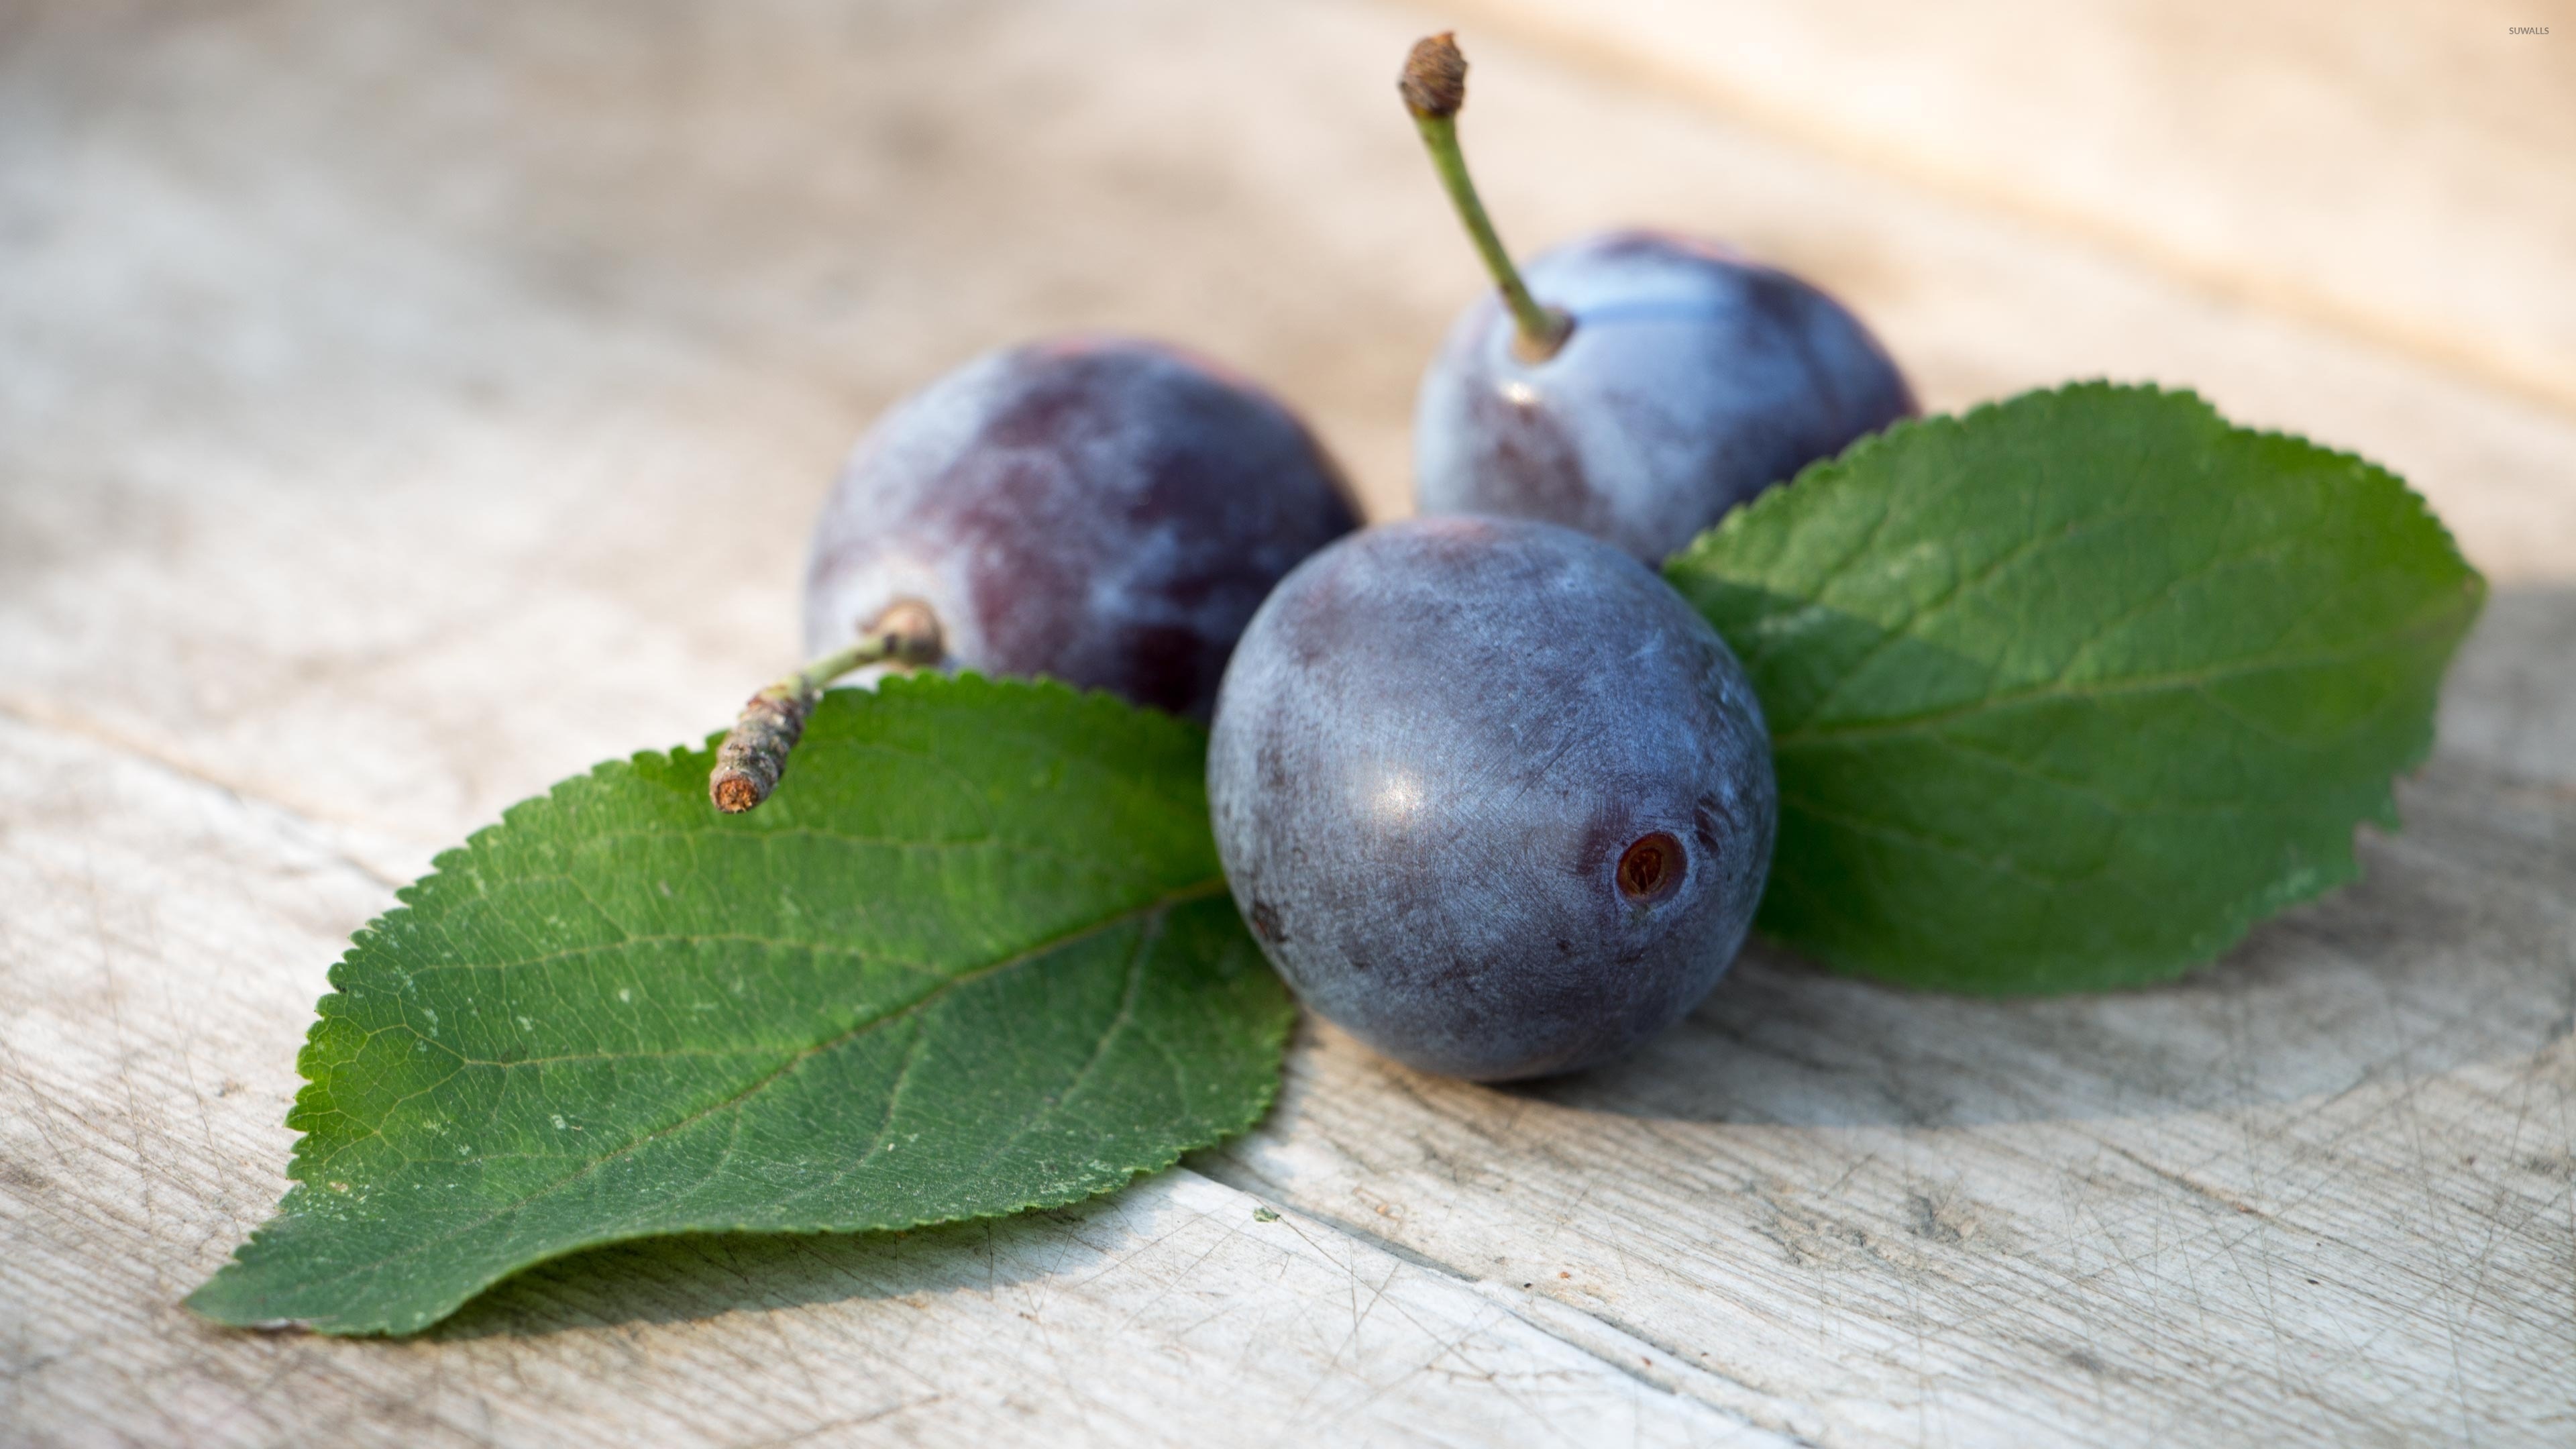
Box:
432, 1199, 1101, 1342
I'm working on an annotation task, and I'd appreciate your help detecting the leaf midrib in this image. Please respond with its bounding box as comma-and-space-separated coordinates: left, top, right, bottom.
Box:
1772, 615, 2465, 749
278, 874, 1230, 1308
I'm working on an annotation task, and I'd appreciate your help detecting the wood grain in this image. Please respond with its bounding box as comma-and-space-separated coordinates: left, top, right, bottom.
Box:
1438, 0, 2576, 412
1, 0, 2569, 1444
1211, 759, 2576, 1445
0, 721, 1783, 1445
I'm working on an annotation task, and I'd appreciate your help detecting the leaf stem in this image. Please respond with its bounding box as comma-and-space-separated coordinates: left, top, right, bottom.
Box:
1401, 34, 1570, 361
710, 598, 943, 814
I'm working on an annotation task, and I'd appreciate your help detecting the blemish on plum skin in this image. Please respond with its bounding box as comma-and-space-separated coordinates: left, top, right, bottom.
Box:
1616, 831, 1684, 904
1248, 900, 1288, 945
1693, 794, 1735, 853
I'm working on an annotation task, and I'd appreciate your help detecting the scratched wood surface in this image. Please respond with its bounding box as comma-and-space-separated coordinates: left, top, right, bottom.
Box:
1450, 0, 2576, 414
1, 2, 2569, 1446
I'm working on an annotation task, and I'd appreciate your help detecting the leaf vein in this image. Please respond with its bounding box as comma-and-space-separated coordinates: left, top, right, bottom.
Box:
277, 879, 1226, 1294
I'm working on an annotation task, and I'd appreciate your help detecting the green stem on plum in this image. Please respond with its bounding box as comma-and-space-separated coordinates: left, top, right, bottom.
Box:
709, 598, 943, 814
1402, 33, 1570, 362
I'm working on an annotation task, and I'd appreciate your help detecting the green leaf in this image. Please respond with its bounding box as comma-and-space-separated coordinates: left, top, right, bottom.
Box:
1666, 383, 2483, 992
187, 674, 1291, 1336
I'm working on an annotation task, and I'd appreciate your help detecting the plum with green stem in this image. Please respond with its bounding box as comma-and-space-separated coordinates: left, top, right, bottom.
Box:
1403, 32, 1915, 564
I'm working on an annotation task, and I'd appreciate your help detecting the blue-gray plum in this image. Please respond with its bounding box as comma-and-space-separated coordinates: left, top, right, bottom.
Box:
802, 335, 1360, 720
1415, 228, 1915, 563
1397, 32, 1912, 564
1206, 515, 1776, 1081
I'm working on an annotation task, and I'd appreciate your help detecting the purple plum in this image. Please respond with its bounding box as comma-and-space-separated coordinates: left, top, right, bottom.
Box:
802, 336, 1360, 720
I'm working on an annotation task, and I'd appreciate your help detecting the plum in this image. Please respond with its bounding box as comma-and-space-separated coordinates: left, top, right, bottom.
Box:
802, 335, 1360, 720
1206, 515, 1776, 1080
1399, 32, 1912, 564
716, 335, 1357, 813
1415, 229, 1913, 563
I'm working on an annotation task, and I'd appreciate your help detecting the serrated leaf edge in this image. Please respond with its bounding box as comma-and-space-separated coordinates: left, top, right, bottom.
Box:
186, 673, 1289, 1335
1664, 382, 2487, 994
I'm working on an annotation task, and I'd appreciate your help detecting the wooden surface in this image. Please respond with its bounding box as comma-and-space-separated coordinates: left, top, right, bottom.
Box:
2, 1, 2570, 1444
